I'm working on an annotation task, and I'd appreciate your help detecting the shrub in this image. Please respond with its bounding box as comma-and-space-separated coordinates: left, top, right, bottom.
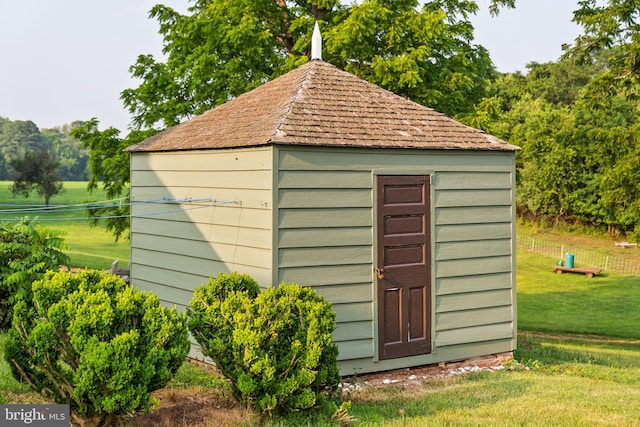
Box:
0, 218, 70, 330
188, 272, 341, 416
4, 269, 190, 426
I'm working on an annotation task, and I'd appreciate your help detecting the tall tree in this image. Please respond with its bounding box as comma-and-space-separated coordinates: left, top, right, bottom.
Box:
9, 150, 63, 206
42, 122, 89, 181
0, 120, 49, 180
71, 120, 156, 241
121, 0, 505, 130
76, 0, 515, 239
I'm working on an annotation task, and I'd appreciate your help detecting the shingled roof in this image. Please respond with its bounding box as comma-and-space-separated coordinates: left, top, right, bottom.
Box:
126, 60, 519, 153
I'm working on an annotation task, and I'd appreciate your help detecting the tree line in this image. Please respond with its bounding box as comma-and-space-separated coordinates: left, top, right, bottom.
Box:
0, 118, 89, 182
7, 0, 637, 240
0, 117, 89, 205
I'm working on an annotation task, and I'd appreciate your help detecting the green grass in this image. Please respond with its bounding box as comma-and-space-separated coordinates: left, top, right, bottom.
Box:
2, 191, 640, 425
517, 249, 640, 338
0, 181, 129, 270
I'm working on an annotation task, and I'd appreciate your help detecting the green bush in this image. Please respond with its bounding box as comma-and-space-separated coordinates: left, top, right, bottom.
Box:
4, 269, 190, 426
0, 218, 70, 330
187, 272, 341, 416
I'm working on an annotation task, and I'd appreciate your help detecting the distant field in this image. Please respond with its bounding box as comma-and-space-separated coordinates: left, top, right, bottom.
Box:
0, 181, 129, 270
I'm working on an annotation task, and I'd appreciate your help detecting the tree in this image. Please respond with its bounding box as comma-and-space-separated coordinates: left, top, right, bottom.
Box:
76, 0, 515, 239
10, 150, 63, 206
0, 120, 49, 180
121, 0, 503, 129
71, 120, 156, 241
41, 122, 89, 181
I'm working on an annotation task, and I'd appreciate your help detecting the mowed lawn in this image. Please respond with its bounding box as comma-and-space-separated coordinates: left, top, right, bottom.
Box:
1, 184, 639, 425
0, 181, 129, 270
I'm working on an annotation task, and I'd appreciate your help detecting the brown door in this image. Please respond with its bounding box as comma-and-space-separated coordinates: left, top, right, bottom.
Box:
376, 175, 432, 360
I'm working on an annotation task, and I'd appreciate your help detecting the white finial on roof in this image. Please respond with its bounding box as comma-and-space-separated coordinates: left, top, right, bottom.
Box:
311, 21, 322, 61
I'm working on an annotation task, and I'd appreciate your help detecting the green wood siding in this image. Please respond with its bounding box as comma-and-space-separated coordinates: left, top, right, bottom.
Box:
274, 146, 516, 375
129, 149, 274, 306
129, 145, 516, 376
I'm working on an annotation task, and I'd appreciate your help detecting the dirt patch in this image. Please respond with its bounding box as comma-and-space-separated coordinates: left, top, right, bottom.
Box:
121, 353, 513, 426
128, 388, 254, 427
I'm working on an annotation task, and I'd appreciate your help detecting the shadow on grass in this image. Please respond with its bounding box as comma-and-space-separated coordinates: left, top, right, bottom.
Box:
343, 373, 532, 424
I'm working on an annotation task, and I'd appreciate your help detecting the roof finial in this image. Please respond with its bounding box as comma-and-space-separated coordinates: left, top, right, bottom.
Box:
311, 21, 322, 61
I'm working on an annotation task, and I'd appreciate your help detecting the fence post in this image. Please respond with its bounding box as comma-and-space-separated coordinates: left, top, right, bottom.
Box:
605, 256, 609, 270
560, 245, 565, 259
531, 238, 535, 252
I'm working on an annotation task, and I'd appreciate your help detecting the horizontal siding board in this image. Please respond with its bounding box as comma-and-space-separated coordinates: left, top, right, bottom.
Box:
436, 255, 512, 278
132, 233, 218, 260
435, 206, 512, 225
278, 189, 372, 208
131, 187, 271, 209
133, 264, 213, 292
435, 239, 511, 261
130, 205, 271, 229
279, 208, 372, 228
436, 306, 513, 331
279, 227, 372, 248
313, 283, 373, 304
333, 321, 373, 342
279, 264, 372, 286
437, 272, 512, 296
435, 223, 512, 242
139, 280, 198, 308
278, 147, 514, 172
132, 247, 271, 278
336, 339, 374, 361
333, 302, 373, 323
131, 218, 271, 247
279, 246, 371, 267
132, 170, 272, 190
436, 323, 514, 347
279, 170, 371, 189
131, 148, 272, 172
133, 249, 223, 277
435, 189, 512, 208
436, 289, 513, 313
435, 172, 512, 190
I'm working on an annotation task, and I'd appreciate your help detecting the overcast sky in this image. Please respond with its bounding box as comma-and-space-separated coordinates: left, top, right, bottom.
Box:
0, 1, 581, 133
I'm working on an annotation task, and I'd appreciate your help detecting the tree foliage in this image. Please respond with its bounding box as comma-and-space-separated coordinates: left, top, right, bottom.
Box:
0, 219, 69, 331
75, 0, 516, 240
0, 117, 88, 181
485, 40, 640, 238
9, 150, 63, 206
71, 120, 156, 241
121, 0, 499, 130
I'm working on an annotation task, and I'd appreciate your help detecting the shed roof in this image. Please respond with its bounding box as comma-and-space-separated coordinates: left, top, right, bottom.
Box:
126, 60, 519, 153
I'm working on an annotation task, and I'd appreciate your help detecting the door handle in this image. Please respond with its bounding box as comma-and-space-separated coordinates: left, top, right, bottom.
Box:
374, 267, 385, 280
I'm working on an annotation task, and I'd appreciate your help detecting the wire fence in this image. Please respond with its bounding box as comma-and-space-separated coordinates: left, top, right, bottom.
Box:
516, 235, 640, 276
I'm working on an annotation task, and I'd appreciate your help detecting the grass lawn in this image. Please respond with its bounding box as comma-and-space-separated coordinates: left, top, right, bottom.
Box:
2, 237, 640, 425
1, 185, 640, 426
0, 181, 129, 270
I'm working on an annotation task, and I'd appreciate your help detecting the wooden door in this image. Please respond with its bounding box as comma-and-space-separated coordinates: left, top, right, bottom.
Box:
376, 175, 432, 360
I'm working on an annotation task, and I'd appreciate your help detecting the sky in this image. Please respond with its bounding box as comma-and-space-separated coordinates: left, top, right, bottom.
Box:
0, 1, 582, 134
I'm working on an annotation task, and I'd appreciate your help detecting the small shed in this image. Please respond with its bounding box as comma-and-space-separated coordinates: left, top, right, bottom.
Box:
126, 58, 520, 375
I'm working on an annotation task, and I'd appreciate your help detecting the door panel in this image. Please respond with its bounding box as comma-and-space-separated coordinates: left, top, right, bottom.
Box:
377, 175, 432, 360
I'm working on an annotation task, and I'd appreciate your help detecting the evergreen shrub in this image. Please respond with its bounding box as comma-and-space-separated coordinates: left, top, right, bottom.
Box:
187, 272, 341, 416
4, 269, 190, 426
